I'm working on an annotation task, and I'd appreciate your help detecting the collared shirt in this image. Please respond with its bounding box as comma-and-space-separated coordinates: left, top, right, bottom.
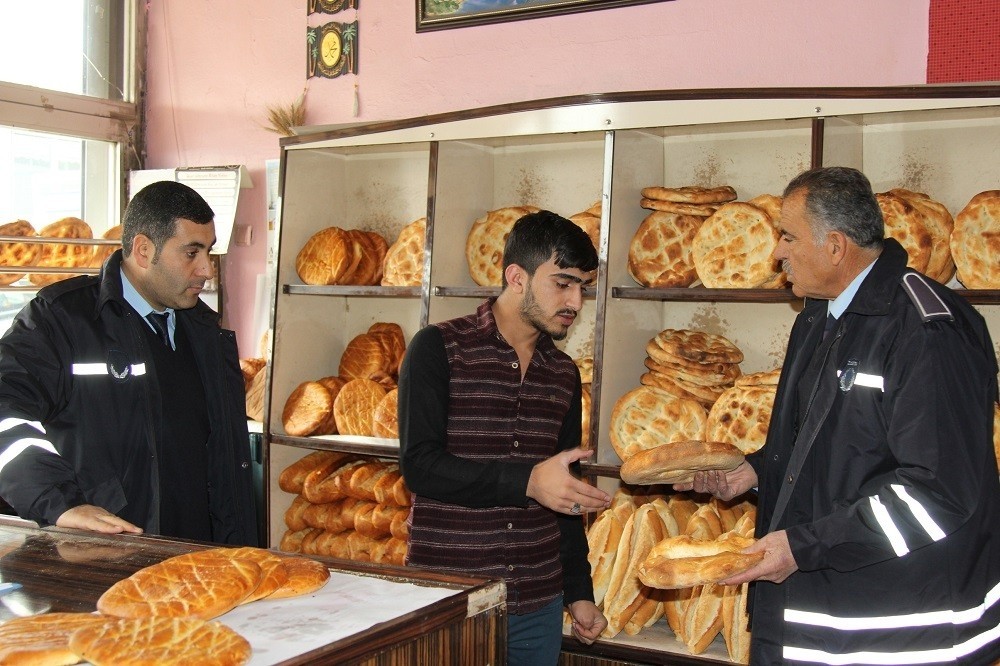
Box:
398, 298, 592, 614
828, 257, 877, 320
121, 268, 174, 348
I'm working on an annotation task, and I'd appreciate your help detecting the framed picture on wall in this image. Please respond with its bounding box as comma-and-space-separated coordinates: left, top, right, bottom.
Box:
416, 0, 672, 32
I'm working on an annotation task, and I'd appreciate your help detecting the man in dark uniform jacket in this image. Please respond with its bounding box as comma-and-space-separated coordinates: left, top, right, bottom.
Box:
0, 181, 258, 545
677, 167, 1000, 664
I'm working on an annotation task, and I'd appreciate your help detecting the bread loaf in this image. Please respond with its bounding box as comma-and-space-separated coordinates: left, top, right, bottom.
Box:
347, 461, 397, 501
638, 533, 763, 589
302, 458, 366, 504
602, 503, 665, 638
280, 450, 352, 494
30, 216, 94, 287
284, 495, 311, 532
0, 219, 40, 286
371, 389, 400, 438
586, 508, 625, 606
619, 440, 745, 485
268, 555, 331, 599
69, 617, 252, 666
0, 612, 113, 666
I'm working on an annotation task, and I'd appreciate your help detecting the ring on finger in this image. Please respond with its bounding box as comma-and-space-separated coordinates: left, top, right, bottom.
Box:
571, 503, 581, 514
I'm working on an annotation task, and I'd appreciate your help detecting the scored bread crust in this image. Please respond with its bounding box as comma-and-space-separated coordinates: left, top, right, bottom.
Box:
281, 381, 333, 437
0, 612, 114, 665
371, 389, 400, 438
208, 546, 290, 603
609, 386, 708, 462
69, 616, 252, 666
640, 198, 720, 217
951, 190, 1000, 289
339, 333, 391, 382
97, 551, 263, 620
333, 378, 387, 436
295, 226, 359, 285
268, 555, 331, 599
619, 440, 745, 485
628, 211, 703, 288
638, 533, 763, 590
641, 185, 738, 205
888, 189, 954, 283
29, 216, 94, 287
465, 206, 538, 286
876, 191, 934, 275
650, 328, 744, 365
381, 218, 426, 287
692, 202, 780, 288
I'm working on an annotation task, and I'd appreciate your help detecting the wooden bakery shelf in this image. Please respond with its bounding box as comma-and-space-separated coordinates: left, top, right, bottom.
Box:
0, 516, 505, 665
269, 85, 1000, 666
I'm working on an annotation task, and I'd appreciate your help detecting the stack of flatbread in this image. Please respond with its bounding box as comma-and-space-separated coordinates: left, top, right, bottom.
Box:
295, 226, 389, 286
0, 547, 331, 665
877, 189, 955, 284
589, 488, 755, 662
281, 322, 406, 437
950, 190, 1000, 288
640, 185, 737, 219
641, 328, 744, 409
278, 451, 410, 566
705, 369, 780, 456
381, 217, 426, 287
0, 219, 41, 286
569, 200, 602, 252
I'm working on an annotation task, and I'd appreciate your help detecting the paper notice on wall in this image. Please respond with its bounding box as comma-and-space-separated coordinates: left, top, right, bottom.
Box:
129, 166, 253, 254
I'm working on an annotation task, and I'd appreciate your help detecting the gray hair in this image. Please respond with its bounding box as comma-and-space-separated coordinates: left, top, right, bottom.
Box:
784, 166, 884, 250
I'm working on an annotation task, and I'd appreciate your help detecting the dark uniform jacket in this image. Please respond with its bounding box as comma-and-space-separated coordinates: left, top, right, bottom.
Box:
0, 251, 258, 545
746, 239, 1000, 664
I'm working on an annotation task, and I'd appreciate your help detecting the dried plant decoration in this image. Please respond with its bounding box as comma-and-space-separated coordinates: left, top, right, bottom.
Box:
263, 89, 307, 137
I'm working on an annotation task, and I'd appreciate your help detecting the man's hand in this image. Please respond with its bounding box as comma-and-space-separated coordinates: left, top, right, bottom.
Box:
719, 530, 797, 586
56, 505, 143, 535
568, 600, 607, 644
526, 448, 610, 515
673, 461, 758, 501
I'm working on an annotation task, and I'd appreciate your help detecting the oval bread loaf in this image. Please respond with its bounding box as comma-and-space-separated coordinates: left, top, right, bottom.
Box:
638, 533, 763, 589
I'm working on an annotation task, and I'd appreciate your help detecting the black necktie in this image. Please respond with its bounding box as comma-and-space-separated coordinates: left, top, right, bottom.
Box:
146, 312, 172, 348
823, 313, 837, 341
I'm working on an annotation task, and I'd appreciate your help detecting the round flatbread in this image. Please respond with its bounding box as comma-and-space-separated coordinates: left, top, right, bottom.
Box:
465, 206, 538, 286
888, 189, 954, 283
97, 550, 263, 620
692, 202, 780, 289
640, 370, 728, 408
569, 211, 601, 251
333, 377, 387, 436
643, 354, 741, 388
877, 191, 934, 275
0, 219, 40, 286
950, 190, 1000, 289
381, 218, 425, 287
640, 198, 720, 217
89, 224, 123, 269
282, 381, 333, 437
650, 328, 744, 365
628, 211, 703, 288
69, 616, 251, 666
346, 229, 380, 286
30, 216, 93, 287
269, 555, 331, 599
371, 388, 399, 438
339, 332, 392, 382
734, 368, 781, 387
206, 546, 290, 603
705, 384, 777, 454
609, 386, 708, 462
641, 185, 738, 205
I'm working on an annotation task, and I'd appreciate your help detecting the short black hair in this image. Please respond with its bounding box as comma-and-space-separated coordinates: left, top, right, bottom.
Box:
121, 181, 214, 259
501, 210, 598, 287
784, 166, 884, 250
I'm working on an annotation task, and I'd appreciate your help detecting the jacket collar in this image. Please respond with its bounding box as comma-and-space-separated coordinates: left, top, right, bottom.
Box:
476, 297, 559, 364
803, 238, 909, 318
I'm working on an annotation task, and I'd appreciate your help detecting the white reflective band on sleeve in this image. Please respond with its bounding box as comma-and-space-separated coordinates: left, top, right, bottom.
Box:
783, 581, 1000, 663
835, 369, 884, 391
0, 418, 44, 435
891, 483, 946, 541
71, 363, 146, 376
869, 494, 909, 556
0, 438, 59, 474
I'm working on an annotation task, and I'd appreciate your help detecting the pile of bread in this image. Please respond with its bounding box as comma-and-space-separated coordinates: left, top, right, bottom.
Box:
279, 451, 410, 566
0, 545, 329, 665
577, 356, 594, 448
585, 487, 756, 662
281, 322, 405, 438
295, 218, 425, 287
0, 217, 122, 287
629, 184, 1000, 289
630, 186, 786, 289
465, 202, 601, 286
610, 328, 778, 486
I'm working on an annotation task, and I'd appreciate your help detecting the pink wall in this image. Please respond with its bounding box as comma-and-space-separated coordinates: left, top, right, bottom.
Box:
143, 0, 930, 356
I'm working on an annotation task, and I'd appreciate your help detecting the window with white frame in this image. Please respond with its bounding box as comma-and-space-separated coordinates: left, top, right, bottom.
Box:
0, 0, 139, 332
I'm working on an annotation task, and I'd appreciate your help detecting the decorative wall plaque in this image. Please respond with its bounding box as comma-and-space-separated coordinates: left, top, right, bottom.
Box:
308, 0, 358, 15
307, 21, 358, 79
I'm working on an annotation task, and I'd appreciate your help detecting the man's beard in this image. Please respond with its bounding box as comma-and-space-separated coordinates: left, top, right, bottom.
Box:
520, 279, 573, 341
